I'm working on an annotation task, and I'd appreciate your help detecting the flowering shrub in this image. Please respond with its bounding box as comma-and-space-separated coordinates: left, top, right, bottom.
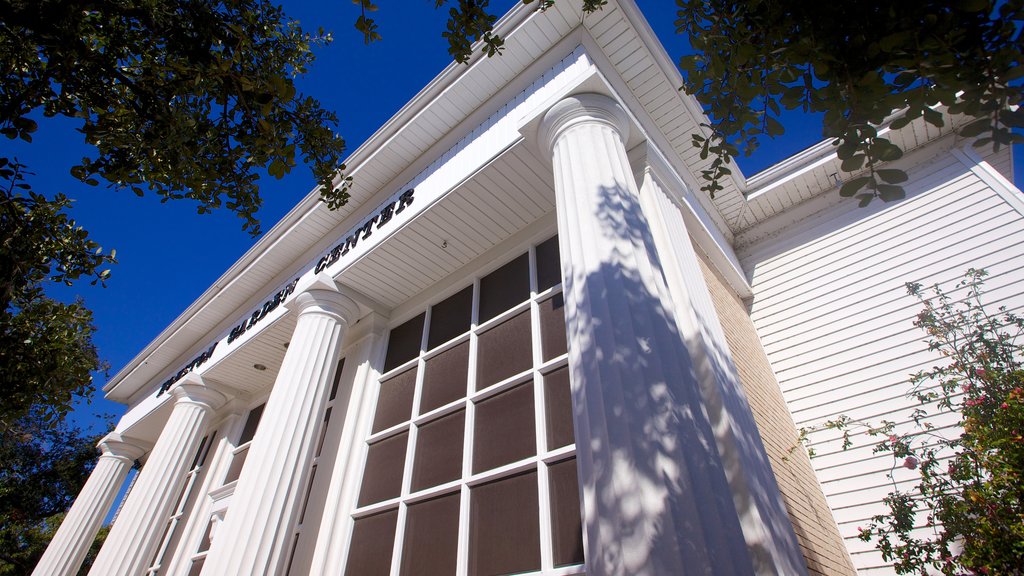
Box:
806, 269, 1024, 575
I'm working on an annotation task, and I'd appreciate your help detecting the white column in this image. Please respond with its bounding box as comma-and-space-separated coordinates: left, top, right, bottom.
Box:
201, 278, 360, 576
31, 434, 146, 576
636, 157, 806, 574
539, 93, 755, 575
307, 313, 388, 576
88, 380, 226, 576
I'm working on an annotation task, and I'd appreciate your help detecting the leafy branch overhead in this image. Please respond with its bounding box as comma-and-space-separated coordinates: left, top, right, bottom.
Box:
676, 0, 1024, 203
351, 1, 608, 65
2, 0, 349, 235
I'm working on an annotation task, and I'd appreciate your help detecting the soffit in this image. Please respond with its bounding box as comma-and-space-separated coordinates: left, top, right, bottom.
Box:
194, 143, 554, 398
735, 111, 976, 232
340, 144, 555, 310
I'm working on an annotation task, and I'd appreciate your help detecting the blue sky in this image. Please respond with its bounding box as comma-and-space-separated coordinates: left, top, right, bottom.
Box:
9, 1, 1020, 434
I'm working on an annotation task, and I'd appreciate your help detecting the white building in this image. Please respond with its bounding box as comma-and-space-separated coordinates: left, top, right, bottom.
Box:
33, 1, 1021, 575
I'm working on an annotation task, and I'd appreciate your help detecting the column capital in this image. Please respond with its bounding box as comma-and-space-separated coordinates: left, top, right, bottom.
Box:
98, 433, 148, 463
538, 92, 630, 153
171, 376, 228, 413
287, 274, 361, 325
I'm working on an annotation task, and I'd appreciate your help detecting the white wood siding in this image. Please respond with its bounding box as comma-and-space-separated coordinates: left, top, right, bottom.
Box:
740, 151, 1024, 574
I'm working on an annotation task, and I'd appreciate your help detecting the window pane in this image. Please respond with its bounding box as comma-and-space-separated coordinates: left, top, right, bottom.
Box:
372, 368, 416, 433
330, 358, 347, 401
399, 491, 461, 575
478, 253, 529, 322
187, 557, 205, 576
358, 432, 408, 506
473, 384, 536, 474
384, 313, 425, 372
535, 235, 561, 292
469, 469, 540, 576
428, 286, 473, 350
420, 341, 469, 414
539, 292, 568, 361
239, 404, 265, 445
544, 365, 575, 450
345, 509, 399, 576
549, 458, 585, 567
299, 465, 317, 524
411, 409, 465, 492
197, 519, 214, 553
476, 310, 531, 390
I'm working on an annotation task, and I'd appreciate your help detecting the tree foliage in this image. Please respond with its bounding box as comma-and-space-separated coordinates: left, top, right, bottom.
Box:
2, 0, 349, 233
675, 0, 1024, 203
0, 414, 108, 575
0, 160, 107, 430
0, 0, 355, 430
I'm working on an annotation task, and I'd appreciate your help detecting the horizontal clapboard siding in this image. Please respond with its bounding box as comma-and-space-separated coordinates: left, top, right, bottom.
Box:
741, 152, 1024, 574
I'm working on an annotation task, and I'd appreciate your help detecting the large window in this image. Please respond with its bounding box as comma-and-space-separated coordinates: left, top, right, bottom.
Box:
346, 235, 584, 575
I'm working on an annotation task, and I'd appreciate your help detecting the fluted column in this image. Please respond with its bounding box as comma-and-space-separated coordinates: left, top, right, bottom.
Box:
201, 278, 360, 576
538, 93, 755, 575
88, 380, 226, 576
32, 434, 146, 576
635, 160, 806, 575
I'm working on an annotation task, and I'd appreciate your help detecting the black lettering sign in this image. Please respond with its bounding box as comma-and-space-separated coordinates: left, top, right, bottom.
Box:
156, 341, 219, 397
228, 278, 300, 344
155, 188, 415, 398
313, 188, 414, 275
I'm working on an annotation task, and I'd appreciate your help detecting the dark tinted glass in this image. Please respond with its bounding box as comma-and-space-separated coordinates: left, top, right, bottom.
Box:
535, 235, 561, 291
476, 310, 531, 390
197, 519, 214, 553
411, 409, 465, 492
539, 293, 568, 361
478, 253, 529, 322
345, 509, 399, 576
384, 313, 425, 372
473, 384, 536, 473
187, 558, 205, 576
358, 432, 408, 506
549, 458, 585, 567
239, 403, 265, 444
469, 469, 541, 576
372, 368, 416, 433
544, 365, 575, 450
399, 491, 461, 575
428, 286, 473, 350
329, 358, 346, 401
420, 341, 469, 414
299, 465, 317, 524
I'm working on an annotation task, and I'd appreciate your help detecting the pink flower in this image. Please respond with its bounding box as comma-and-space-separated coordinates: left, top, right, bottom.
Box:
903, 456, 919, 470
1002, 402, 1010, 409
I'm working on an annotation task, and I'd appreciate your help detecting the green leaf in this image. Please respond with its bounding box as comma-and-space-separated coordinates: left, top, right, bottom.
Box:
877, 169, 908, 183
841, 154, 866, 172
922, 107, 944, 128
877, 184, 905, 201
960, 118, 992, 138
840, 176, 871, 197
889, 115, 913, 130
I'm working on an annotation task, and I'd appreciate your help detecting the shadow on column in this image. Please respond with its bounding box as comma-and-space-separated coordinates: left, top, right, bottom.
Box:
564, 180, 803, 575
